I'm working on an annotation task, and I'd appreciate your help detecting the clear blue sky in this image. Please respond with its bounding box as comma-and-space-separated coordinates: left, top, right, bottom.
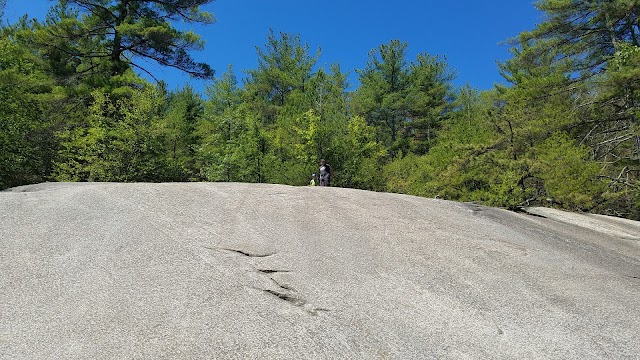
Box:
3, 0, 542, 93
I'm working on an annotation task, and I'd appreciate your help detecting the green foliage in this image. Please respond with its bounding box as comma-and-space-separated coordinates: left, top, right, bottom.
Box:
493, 0, 640, 217
158, 85, 204, 181
406, 53, 456, 153
0, 34, 63, 189
383, 153, 428, 195
338, 115, 387, 190
532, 133, 604, 209
3, 2, 638, 220
198, 105, 264, 183
242, 31, 360, 186
383, 88, 499, 201
352, 40, 410, 148
199, 67, 257, 182
52, 0, 215, 79
197, 65, 283, 184
245, 29, 319, 112
353, 40, 455, 154
52, 87, 165, 181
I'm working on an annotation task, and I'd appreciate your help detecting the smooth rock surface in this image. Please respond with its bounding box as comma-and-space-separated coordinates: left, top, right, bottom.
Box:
1, 182, 639, 359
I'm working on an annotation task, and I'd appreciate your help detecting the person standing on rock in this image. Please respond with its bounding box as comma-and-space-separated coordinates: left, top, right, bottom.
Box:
319, 159, 333, 186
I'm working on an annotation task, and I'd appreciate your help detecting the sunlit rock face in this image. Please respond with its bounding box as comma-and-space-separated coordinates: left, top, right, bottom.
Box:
2, 182, 639, 359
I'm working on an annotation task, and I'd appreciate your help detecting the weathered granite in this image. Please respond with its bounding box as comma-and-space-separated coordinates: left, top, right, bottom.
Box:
1, 182, 639, 359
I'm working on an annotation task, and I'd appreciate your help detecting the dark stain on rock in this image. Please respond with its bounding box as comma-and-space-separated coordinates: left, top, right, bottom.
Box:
510, 207, 548, 218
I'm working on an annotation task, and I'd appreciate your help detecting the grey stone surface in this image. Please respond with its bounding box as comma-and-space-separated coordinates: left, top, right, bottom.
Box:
1, 182, 639, 359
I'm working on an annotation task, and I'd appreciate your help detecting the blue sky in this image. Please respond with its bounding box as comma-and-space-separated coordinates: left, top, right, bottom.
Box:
3, 0, 542, 93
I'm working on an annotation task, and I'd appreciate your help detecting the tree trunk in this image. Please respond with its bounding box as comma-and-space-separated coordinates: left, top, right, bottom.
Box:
111, 0, 130, 76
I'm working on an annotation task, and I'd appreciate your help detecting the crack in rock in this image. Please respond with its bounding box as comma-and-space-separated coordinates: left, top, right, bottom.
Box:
261, 289, 329, 316
270, 277, 296, 291
221, 254, 330, 316
221, 248, 274, 257
263, 289, 307, 307
257, 269, 290, 274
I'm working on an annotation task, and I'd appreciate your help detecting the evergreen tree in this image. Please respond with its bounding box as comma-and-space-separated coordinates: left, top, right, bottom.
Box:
353, 40, 410, 151
501, 0, 640, 217
198, 65, 249, 182
406, 53, 456, 153
46, 0, 215, 79
244, 30, 322, 184
353, 40, 455, 155
244, 29, 320, 122
0, 28, 62, 189
159, 85, 204, 180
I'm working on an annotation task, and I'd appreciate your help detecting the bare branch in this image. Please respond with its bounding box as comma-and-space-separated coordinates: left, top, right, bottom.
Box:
130, 62, 159, 82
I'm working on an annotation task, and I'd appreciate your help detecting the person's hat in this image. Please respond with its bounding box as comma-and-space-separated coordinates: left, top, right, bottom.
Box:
312, 173, 316, 176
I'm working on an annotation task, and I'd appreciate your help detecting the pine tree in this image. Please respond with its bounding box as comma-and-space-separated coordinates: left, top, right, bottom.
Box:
0, 30, 61, 189
501, 0, 640, 217
39, 0, 215, 80
353, 40, 455, 155
198, 66, 248, 182
353, 40, 410, 150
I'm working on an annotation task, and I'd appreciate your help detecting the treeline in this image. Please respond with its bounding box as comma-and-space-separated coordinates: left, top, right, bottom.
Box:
1, 1, 638, 219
